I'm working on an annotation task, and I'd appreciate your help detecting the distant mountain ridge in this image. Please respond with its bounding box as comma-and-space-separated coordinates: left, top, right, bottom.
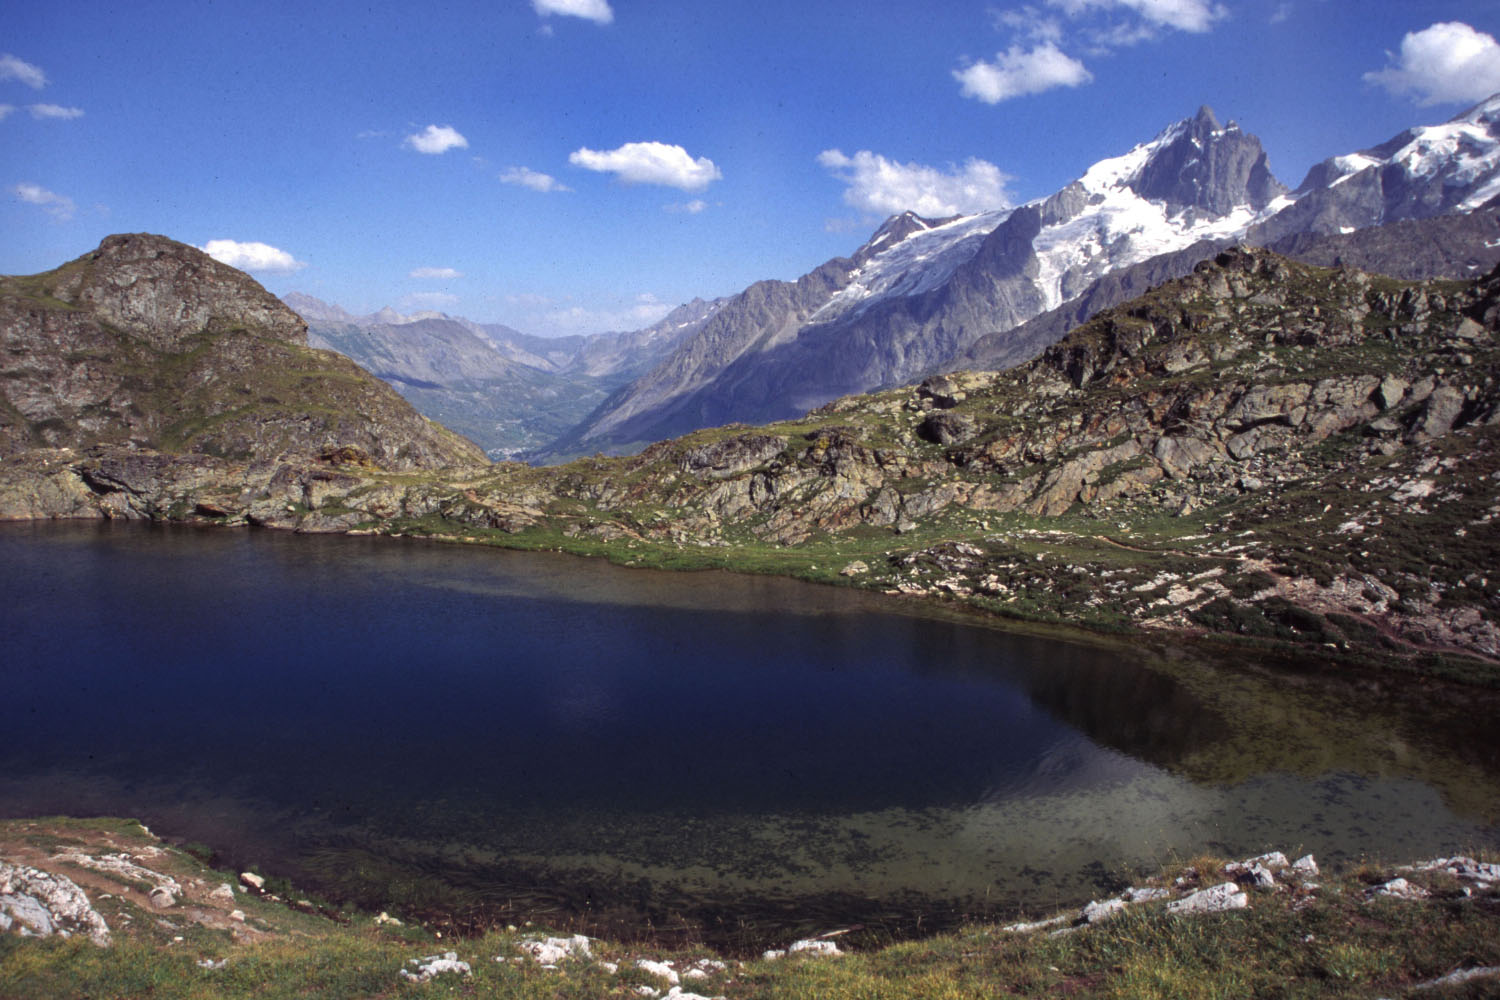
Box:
533, 96, 1500, 461
285, 293, 725, 458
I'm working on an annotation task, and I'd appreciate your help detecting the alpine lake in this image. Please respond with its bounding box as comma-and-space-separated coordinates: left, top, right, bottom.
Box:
3, 521, 1497, 952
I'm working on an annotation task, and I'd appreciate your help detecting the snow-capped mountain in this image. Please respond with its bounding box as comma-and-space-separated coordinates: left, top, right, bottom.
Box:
544, 106, 1288, 456
540, 97, 1500, 461
1256, 93, 1500, 242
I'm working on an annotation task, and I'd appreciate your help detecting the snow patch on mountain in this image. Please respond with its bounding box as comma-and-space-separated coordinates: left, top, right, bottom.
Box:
809, 210, 1008, 323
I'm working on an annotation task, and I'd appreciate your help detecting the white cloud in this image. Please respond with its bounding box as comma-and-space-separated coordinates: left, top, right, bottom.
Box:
664, 199, 708, 214
399, 291, 459, 310
996, 6, 1064, 43
410, 266, 462, 279
28, 103, 83, 120
531, 0, 613, 24
569, 141, 722, 191
817, 149, 1014, 217
1046, 0, 1225, 33
0, 54, 46, 89
12, 182, 75, 221
403, 124, 469, 155
1270, 3, 1293, 25
198, 239, 306, 274
0, 104, 14, 120
1364, 22, 1500, 106
499, 166, 571, 192
954, 42, 1092, 104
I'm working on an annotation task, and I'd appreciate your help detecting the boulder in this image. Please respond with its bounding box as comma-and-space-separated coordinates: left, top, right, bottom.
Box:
0, 862, 111, 946
1166, 882, 1248, 915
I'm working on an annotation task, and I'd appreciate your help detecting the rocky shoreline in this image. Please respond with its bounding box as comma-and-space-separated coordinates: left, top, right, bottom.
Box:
4, 818, 1498, 999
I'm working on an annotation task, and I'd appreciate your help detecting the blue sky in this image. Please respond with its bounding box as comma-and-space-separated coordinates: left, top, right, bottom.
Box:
4, 0, 1500, 337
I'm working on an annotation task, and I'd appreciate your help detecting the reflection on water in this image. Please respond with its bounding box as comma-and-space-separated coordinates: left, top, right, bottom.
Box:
2, 520, 1498, 945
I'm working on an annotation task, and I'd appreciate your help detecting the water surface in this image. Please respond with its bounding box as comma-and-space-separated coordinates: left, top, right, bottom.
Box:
2, 521, 1496, 944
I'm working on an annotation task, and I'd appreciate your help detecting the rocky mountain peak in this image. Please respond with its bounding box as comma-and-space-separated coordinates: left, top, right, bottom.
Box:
45, 233, 307, 352
1128, 106, 1285, 215
855, 211, 955, 263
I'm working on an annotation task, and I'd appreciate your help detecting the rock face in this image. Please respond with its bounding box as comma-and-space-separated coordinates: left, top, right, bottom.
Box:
0, 234, 486, 470
48, 233, 307, 352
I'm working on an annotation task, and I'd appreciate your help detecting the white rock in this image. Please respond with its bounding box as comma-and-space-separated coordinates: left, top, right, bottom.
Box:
196, 958, 227, 970
373, 910, 402, 926
787, 938, 842, 956
600, 961, 619, 974
1080, 898, 1127, 924
761, 949, 786, 960
1167, 882, 1249, 915
239, 872, 265, 891
1123, 887, 1169, 903
401, 951, 471, 982
229, 910, 245, 922
634, 987, 660, 998
1367, 877, 1429, 901
1225, 862, 1276, 889
52, 852, 182, 897
1292, 855, 1319, 876
1002, 913, 1072, 934
517, 934, 592, 964
637, 958, 680, 983
1405, 856, 1500, 882
0, 861, 111, 946
1242, 852, 1289, 870
684, 968, 709, 980
209, 883, 236, 902
664, 988, 724, 1000
149, 887, 176, 909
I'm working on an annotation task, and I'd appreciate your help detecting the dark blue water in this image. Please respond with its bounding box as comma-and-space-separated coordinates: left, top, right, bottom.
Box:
2, 521, 1496, 942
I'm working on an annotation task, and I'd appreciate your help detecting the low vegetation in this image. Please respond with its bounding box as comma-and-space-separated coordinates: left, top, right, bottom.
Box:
3, 819, 1498, 999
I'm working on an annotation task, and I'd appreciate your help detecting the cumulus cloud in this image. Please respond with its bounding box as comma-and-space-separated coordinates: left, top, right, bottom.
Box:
569, 141, 722, 190
1046, 0, 1225, 33
817, 150, 1014, 217
28, 103, 83, 120
198, 239, 306, 274
1364, 22, 1500, 106
12, 182, 75, 221
0, 54, 46, 89
404, 124, 469, 154
410, 266, 462, 279
954, 42, 1092, 103
532, 0, 613, 24
499, 166, 571, 192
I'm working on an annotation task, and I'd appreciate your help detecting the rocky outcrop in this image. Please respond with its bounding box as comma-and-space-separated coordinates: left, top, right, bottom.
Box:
0, 234, 486, 470
0, 861, 111, 946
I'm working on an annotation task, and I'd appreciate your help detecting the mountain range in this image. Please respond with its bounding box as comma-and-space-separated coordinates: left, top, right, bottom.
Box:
289, 294, 723, 458
284, 96, 1500, 465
